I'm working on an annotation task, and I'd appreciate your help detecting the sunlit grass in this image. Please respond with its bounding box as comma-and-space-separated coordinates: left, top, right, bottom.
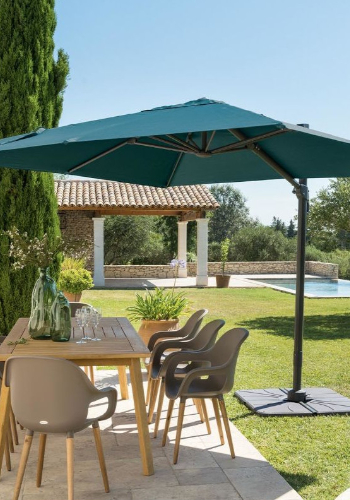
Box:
84, 287, 350, 500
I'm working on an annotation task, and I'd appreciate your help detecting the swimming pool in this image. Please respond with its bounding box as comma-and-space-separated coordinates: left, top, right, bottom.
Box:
252, 278, 350, 298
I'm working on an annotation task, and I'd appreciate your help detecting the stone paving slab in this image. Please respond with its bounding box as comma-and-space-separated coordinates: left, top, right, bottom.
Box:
0, 369, 303, 500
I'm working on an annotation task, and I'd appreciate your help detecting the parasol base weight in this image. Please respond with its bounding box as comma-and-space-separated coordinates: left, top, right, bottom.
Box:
235, 387, 350, 416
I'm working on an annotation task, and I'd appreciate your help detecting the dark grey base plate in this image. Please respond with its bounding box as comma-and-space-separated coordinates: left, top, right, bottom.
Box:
235, 387, 350, 416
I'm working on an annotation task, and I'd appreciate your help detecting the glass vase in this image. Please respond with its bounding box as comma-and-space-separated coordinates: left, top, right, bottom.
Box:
50, 291, 71, 342
29, 268, 57, 340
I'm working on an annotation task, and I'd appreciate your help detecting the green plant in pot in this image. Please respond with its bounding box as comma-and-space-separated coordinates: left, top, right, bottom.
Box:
216, 238, 231, 288
127, 260, 189, 344
58, 267, 94, 302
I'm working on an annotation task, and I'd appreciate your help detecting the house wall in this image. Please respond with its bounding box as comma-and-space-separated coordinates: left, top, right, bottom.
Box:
58, 211, 94, 270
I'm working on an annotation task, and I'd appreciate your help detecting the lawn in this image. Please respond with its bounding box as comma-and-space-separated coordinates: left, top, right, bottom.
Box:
84, 287, 350, 500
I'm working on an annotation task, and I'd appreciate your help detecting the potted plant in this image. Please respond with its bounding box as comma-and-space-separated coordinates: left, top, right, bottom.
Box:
126, 259, 188, 344
216, 238, 231, 288
59, 267, 94, 302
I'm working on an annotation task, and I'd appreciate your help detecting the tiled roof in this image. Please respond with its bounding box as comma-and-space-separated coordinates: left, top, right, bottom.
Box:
55, 180, 219, 210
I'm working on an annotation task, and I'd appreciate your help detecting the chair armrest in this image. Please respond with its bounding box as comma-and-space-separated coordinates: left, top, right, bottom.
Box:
178, 366, 227, 396
92, 386, 117, 422
148, 329, 183, 350
149, 337, 194, 368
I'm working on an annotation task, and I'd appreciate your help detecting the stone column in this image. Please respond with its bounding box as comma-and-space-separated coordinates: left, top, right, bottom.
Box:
92, 217, 105, 286
196, 218, 208, 286
177, 221, 188, 278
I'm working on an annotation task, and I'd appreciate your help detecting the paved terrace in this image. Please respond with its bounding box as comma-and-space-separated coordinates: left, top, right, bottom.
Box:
0, 370, 302, 500
102, 274, 313, 289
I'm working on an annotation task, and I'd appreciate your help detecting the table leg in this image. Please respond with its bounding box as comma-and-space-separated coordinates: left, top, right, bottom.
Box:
129, 358, 154, 476
0, 378, 11, 477
118, 367, 129, 400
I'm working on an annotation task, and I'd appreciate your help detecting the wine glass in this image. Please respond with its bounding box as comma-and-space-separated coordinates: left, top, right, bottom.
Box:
81, 306, 93, 341
90, 307, 102, 341
75, 309, 87, 344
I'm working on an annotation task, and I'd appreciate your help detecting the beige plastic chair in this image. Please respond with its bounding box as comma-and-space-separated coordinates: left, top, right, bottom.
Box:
69, 302, 91, 318
0, 336, 19, 469
5, 356, 117, 500
145, 309, 208, 407
149, 319, 225, 436
162, 327, 249, 464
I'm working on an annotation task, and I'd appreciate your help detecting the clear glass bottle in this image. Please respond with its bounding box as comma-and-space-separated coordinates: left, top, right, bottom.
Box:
29, 268, 57, 340
50, 291, 71, 342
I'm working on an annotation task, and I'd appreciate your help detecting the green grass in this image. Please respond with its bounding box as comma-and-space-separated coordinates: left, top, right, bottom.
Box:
83, 287, 350, 500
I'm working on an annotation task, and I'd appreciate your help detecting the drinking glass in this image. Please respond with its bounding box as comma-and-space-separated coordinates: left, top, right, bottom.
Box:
75, 309, 87, 344
81, 306, 93, 341
90, 307, 102, 341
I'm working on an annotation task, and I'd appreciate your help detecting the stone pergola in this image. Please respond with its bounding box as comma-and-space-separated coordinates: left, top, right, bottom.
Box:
55, 180, 219, 286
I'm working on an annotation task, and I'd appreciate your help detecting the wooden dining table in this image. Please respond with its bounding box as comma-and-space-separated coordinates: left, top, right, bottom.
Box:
0, 317, 154, 476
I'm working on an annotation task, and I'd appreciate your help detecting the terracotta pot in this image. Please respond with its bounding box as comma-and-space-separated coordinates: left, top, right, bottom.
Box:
138, 319, 179, 346
215, 275, 231, 288
63, 291, 82, 302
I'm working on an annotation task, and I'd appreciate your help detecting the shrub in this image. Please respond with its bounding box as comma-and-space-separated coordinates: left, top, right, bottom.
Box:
58, 269, 93, 295
231, 226, 297, 261
208, 242, 221, 262
61, 257, 86, 271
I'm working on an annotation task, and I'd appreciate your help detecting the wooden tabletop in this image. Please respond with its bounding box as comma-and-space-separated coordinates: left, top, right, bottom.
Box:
0, 317, 150, 361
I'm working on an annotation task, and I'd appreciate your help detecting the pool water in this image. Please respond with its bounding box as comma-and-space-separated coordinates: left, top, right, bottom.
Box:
254, 278, 350, 297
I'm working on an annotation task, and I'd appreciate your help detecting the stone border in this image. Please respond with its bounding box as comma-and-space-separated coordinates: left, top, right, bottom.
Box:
104, 261, 338, 279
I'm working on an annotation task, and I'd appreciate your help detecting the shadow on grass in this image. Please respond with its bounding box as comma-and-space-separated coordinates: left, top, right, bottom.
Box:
278, 470, 317, 494
242, 314, 350, 341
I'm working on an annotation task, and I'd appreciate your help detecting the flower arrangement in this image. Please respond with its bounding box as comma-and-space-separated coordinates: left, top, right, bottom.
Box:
2, 227, 89, 270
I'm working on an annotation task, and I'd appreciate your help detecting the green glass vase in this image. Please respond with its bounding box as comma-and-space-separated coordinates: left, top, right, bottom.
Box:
50, 292, 71, 342
29, 268, 57, 340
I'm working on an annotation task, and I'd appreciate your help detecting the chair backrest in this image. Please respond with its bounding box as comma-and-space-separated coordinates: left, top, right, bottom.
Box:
206, 328, 249, 394
5, 356, 99, 433
70, 302, 91, 317
185, 319, 225, 351
180, 309, 208, 339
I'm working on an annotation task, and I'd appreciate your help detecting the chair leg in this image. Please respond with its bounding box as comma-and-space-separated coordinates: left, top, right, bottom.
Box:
13, 430, 34, 500
4, 435, 11, 471
8, 426, 14, 453
201, 399, 211, 435
194, 399, 204, 422
66, 432, 74, 500
92, 423, 109, 493
89, 366, 95, 385
10, 408, 19, 446
218, 397, 235, 458
154, 380, 165, 438
162, 399, 175, 447
145, 369, 152, 406
36, 433, 47, 487
148, 378, 160, 424
84, 366, 89, 377
212, 398, 224, 445
173, 399, 186, 464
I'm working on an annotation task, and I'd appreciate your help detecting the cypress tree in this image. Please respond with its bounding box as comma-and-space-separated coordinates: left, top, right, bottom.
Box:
0, 0, 69, 334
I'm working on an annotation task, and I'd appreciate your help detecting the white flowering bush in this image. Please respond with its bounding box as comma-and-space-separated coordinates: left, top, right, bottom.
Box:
2, 227, 89, 270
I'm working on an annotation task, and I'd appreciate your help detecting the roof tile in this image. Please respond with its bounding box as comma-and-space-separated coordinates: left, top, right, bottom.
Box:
55, 180, 219, 210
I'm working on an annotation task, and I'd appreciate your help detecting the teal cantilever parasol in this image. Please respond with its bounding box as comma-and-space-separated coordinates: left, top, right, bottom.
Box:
1, 98, 350, 415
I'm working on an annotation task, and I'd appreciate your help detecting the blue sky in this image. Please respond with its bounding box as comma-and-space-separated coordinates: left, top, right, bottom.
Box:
54, 0, 350, 224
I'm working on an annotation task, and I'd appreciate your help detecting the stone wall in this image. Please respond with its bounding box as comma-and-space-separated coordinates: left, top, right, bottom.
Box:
306, 261, 338, 278
104, 261, 338, 279
58, 210, 94, 270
